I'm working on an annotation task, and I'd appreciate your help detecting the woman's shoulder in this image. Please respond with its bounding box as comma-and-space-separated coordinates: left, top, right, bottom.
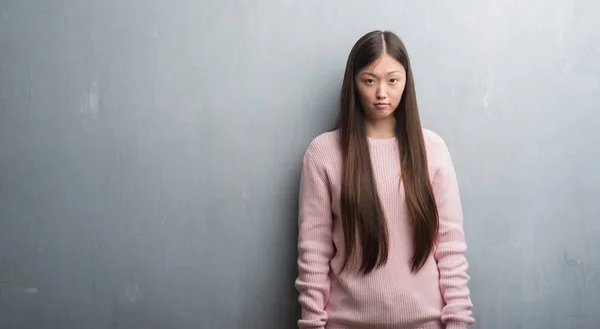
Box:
304, 129, 341, 160
422, 128, 453, 168
422, 128, 450, 154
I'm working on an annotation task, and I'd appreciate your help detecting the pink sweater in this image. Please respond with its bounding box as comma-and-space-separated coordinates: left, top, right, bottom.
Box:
295, 129, 474, 329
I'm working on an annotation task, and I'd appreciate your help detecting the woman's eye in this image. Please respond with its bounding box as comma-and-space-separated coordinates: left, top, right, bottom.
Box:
366, 79, 375, 84
390, 78, 398, 84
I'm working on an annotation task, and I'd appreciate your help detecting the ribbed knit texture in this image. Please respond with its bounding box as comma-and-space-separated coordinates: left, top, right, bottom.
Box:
295, 129, 475, 329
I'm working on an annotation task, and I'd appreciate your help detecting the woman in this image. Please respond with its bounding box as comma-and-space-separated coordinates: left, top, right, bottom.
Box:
295, 30, 475, 329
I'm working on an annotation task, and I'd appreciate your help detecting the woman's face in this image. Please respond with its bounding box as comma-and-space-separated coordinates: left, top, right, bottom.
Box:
355, 53, 407, 124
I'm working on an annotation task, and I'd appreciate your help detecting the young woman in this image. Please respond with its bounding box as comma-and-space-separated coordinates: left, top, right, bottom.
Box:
295, 30, 475, 329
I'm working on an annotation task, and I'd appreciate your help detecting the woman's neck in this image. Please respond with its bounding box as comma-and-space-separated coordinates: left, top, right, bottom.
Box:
365, 117, 396, 139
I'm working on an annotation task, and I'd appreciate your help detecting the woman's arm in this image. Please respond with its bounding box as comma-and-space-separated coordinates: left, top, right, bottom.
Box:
431, 136, 475, 329
295, 149, 335, 329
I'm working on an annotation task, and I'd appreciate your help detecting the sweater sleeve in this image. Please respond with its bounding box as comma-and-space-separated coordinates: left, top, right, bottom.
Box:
431, 139, 475, 328
295, 150, 334, 329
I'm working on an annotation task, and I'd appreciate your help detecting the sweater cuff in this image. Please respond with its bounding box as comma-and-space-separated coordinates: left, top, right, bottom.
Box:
445, 321, 469, 329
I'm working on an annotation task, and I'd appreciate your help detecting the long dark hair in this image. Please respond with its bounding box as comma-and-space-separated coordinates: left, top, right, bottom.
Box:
335, 30, 439, 274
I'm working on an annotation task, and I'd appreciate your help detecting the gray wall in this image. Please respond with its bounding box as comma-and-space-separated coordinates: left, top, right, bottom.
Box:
1, 0, 599, 328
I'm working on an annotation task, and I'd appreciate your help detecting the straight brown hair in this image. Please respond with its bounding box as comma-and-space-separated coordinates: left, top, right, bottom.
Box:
334, 30, 439, 274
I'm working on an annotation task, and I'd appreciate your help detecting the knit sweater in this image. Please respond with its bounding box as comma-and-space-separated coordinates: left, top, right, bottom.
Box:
295, 129, 474, 329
